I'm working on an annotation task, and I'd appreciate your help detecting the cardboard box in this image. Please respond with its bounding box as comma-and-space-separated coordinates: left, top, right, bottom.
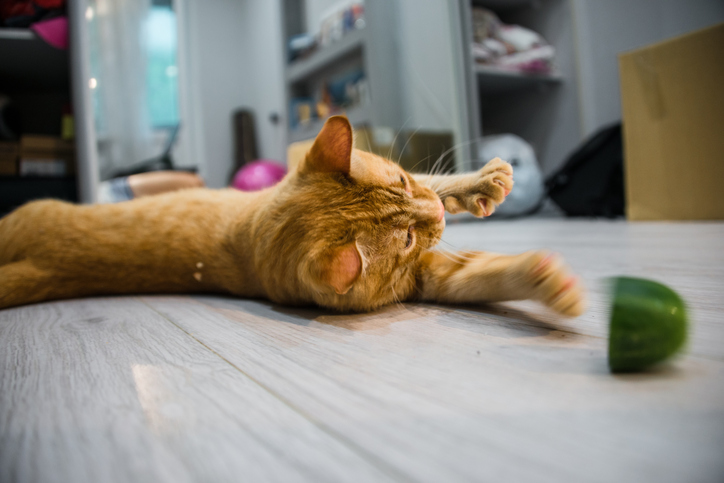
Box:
619, 23, 724, 220
287, 127, 454, 174
0, 141, 19, 176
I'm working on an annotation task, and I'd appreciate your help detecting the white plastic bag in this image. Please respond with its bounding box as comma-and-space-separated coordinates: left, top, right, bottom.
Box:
478, 134, 545, 216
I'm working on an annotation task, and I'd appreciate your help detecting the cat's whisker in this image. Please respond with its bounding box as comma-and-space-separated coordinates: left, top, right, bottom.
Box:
408, 153, 435, 173
430, 249, 467, 265
390, 284, 405, 309
429, 146, 447, 178
440, 239, 479, 256
361, 129, 373, 154
433, 243, 480, 263
439, 242, 479, 258
407, 145, 433, 174
428, 139, 481, 177
396, 126, 422, 167
387, 117, 412, 161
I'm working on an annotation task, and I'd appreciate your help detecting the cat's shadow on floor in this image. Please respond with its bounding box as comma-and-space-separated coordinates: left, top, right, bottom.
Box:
195, 296, 684, 378
273, 299, 566, 339
195, 294, 564, 337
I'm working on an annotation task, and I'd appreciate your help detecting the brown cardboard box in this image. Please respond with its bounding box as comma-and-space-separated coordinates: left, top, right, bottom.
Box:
619, 23, 724, 220
0, 141, 19, 176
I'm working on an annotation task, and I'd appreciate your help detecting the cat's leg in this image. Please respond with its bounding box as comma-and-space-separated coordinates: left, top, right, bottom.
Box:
0, 260, 55, 310
415, 250, 586, 316
411, 157, 513, 217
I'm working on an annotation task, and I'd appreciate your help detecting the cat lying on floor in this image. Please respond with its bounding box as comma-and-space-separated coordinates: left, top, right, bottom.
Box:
0, 116, 585, 314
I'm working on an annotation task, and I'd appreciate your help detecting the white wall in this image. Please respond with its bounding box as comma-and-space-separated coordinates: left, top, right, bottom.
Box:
395, 0, 460, 133
239, 0, 286, 165
573, 0, 724, 137
182, 0, 285, 189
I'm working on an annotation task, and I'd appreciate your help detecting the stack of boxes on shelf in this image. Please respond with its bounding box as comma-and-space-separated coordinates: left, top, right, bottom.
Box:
0, 135, 75, 178
18, 135, 75, 177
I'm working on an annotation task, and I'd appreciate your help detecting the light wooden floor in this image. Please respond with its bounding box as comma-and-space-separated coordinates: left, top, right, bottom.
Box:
1, 220, 723, 483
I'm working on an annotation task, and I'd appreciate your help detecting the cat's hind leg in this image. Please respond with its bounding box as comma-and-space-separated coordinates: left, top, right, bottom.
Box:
0, 260, 55, 310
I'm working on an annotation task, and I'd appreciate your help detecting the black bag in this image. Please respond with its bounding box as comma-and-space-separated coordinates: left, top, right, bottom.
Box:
546, 123, 625, 217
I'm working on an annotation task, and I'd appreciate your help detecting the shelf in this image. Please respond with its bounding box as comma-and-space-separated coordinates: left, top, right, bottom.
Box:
0, 28, 35, 40
475, 64, 561, 94
472, 0, 539, 10
288, 104, 372, 143
286, 28, 365, 84
0, 28, 69, 91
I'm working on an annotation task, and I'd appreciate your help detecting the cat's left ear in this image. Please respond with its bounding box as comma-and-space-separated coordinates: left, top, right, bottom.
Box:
302, 115, 353, 176
320, 242, 362, 295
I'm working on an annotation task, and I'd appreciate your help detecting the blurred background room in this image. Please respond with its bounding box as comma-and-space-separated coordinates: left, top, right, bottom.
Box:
0, 0, 722, 216
2, 3, 724, 482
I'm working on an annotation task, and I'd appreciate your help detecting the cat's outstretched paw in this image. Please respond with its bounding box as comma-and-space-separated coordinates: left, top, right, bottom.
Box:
443, 157, 514, 217
521, 251, 586, 317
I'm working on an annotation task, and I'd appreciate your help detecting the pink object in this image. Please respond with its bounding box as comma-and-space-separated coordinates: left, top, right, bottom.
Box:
231, 160, 287, 191
31, 17, 69, 50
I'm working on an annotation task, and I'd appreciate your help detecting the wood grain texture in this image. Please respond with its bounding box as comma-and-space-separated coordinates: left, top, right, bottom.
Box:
0, 298, 392, 483
2, 220, 724, 483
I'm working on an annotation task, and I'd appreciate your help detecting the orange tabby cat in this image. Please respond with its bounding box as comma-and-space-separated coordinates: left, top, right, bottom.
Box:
0, 116, 585, 315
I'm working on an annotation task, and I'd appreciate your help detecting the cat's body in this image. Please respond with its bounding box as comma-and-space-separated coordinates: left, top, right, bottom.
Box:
0, 116, 585, 315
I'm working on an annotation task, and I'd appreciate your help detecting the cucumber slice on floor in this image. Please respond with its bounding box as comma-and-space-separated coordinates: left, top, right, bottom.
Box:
609, 277, 688, 373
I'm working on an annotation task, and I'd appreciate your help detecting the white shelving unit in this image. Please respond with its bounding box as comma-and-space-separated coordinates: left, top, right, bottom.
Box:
459, 0, 583, 174
286, 28, 366, 84
0, 1, 98, 211
475, 64, 562, 93
0, 27, 77, 214
282, 0, 403, 144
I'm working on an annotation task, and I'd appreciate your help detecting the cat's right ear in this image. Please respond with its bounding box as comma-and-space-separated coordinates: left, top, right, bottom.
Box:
319, 242, 362, 295
302, 115, 352, 176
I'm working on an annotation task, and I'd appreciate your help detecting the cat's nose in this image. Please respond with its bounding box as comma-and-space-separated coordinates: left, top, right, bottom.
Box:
437, 200, 445, 222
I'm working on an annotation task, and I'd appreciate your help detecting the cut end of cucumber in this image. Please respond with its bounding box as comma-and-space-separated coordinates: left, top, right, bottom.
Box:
608, 277, 688, 373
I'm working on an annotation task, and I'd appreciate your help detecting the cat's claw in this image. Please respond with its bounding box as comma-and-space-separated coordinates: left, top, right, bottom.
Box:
467, 158, 514, 217
493, 179, 511, 197
477, 198, 491, 217
522, 251, 586, 317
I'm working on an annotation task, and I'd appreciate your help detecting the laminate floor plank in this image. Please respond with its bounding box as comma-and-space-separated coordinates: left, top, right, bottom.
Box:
0, 298, 394, 483
142, 220, 724, 483
2, 220, 723, 483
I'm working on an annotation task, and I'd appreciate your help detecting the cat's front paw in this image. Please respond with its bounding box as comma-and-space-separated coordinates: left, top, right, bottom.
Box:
521, 251, 586, 317
443, 157, 514, 217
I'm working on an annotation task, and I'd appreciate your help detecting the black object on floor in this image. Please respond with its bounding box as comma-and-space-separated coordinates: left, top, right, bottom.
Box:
546, 123, 624, 217
0, 177, 77, 216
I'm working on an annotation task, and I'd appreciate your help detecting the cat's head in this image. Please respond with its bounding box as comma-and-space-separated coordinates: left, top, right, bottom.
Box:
260, 116, 445, 311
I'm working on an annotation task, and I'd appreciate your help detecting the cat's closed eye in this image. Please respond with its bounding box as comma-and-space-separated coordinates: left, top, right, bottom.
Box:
400, 174, 412, 195
405, 225, 415, 249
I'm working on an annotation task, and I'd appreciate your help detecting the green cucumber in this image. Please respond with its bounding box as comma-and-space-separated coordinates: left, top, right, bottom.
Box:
608, 277, 688, 373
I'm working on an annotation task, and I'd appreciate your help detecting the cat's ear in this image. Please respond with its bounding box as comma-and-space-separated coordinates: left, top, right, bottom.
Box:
320, 242, 362, 295
303, 115, 352, 175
